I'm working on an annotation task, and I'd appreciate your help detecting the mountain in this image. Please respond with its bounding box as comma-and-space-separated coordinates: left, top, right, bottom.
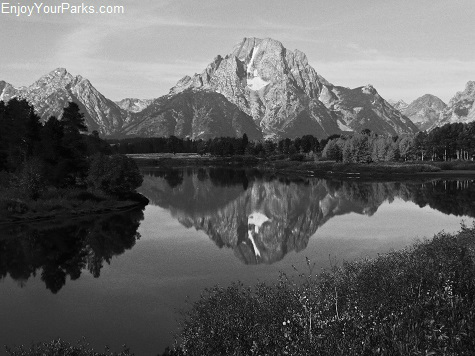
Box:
126, 90, 263, 140
388, 99, 409, 112
402, 94, 446, 131
1, 38, 420, 139
0, 81, 18, 102
319, 84, 419, 136
1, 69, 262, 139
169, 37, 340, 139
430, 81, 475, 129
0, 68, 132, 135
169, 37, 418, 139
115, 98, 153, 113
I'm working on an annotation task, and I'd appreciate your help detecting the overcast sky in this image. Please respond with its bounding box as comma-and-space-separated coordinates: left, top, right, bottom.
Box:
1, 0, 474, 103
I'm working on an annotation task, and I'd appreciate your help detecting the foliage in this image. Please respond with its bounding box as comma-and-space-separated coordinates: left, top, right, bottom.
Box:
108, 134, 322, 158
0, 100, 142, 220
5, 338, 133, 356
17, 157, 45, 200
171, 225, 475, 355
87, 154, 143, 195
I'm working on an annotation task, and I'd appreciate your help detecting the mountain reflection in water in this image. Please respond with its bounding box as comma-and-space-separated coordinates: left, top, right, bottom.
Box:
140, 168, 475, 265
0, 207, 145, 293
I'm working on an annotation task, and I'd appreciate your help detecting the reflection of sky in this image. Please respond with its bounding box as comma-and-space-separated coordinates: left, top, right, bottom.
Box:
317, 198, 469, 242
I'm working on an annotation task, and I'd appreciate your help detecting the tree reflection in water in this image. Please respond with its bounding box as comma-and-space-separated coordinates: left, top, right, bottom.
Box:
0, 207, 144, 294
140, 168, 475, 265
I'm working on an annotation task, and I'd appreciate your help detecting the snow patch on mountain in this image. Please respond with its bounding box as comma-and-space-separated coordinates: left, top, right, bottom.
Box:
247, 76, 270, 91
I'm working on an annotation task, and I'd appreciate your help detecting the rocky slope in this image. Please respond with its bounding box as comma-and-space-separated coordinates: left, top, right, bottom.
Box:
0, 81, 18, 102
402, 94, 446, 131
430, 81, 475, 129
126, 90, 263, 140
115, 98, 153, 113
388, 99, 409, 112
319, 84, 419, 136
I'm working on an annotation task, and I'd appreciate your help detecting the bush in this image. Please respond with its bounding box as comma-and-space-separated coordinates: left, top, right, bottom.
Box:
87, 154, 143, 196
173, 225, 475, 355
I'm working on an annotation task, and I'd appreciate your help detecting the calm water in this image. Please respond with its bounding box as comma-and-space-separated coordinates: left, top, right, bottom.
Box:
1, 168, 475, 355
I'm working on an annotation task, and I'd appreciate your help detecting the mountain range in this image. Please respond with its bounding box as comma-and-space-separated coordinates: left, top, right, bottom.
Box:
390, 82, 475, 131
1, 37, 473, 139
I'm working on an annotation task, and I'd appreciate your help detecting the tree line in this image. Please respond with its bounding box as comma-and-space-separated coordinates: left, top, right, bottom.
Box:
108, 134, 321, 157
0, 99, 141, 200
322, 123, 475, 163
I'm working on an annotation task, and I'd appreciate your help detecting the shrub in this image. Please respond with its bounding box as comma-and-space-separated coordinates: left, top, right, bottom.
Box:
173, 226, 475, 355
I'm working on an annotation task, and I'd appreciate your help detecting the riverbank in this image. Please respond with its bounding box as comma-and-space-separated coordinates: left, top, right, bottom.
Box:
168, 225, 475, 355
0, 188, 149, 225
130, 153, 475, 180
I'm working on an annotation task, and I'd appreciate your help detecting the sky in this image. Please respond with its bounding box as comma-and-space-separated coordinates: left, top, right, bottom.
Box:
0, 0, 474, 103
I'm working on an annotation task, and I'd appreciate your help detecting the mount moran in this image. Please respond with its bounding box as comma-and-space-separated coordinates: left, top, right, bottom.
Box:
4, 37, 471, 140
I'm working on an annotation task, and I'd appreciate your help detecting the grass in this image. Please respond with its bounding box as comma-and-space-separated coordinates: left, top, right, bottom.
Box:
167, 224, 475, 355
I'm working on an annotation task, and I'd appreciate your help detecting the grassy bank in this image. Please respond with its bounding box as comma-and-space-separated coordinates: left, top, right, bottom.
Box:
167, 225, 475, 355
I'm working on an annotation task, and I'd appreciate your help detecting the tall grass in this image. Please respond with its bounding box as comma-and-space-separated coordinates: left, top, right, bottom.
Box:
170, 225, 475, 355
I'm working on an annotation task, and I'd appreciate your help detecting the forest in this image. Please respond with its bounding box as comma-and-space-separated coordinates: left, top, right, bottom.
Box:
0, 99, 144, 220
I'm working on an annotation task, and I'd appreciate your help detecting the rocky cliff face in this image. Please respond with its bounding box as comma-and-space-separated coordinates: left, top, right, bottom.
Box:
115, 98, 153, 113
402, 94, 446, 131
430, 81, 475, 129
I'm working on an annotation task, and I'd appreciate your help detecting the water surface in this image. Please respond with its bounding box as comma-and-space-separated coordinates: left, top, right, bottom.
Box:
1, 168, 474, 355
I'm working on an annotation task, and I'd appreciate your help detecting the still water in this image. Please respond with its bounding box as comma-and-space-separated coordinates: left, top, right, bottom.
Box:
1, 168, 474, 355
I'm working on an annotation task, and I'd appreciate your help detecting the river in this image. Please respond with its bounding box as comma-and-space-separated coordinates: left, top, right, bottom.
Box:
0, 167, 474, 355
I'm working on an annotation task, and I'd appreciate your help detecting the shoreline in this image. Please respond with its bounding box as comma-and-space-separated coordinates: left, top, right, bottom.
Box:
130, 153, 475, 180
0, 193, 149, 226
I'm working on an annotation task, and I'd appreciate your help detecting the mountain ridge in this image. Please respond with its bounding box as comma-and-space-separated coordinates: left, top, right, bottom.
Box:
9, 37, 473, 139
